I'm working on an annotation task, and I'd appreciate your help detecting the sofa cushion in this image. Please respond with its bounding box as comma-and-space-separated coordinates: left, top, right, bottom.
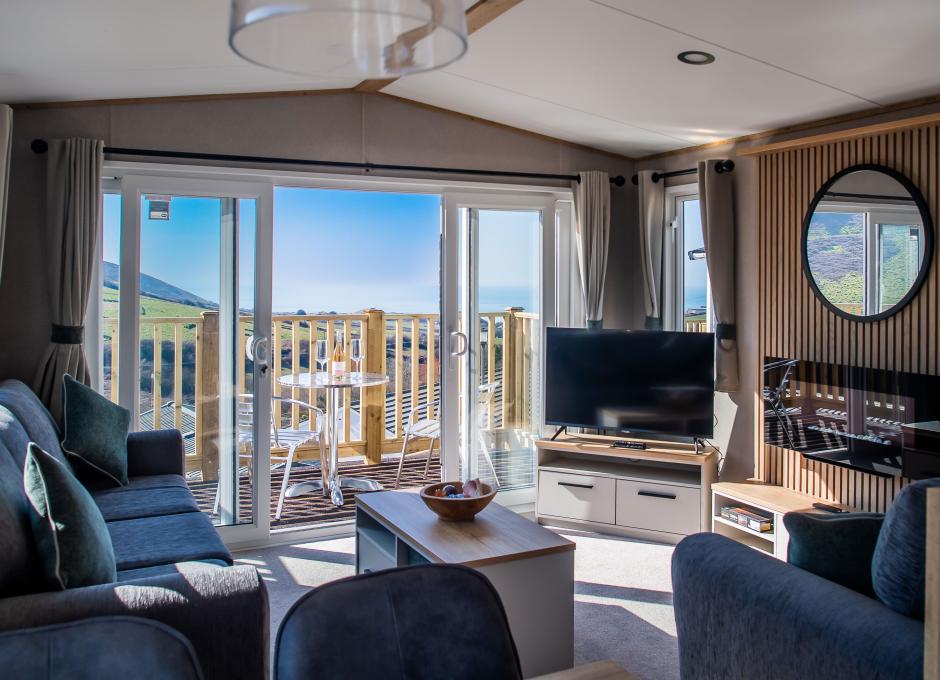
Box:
872, 478, 940, 619
0, 380, 70, 469
94, 485, 199, 522
24, 443, 117, 589
0, 438, 42, 597
784, 511, 884, 596
61, 374, 130, 487
0, 405, 33, 470
108, 511, 232, 571
117, 559, 229, 582
0, 616, 204, 680
92, 473, 189, 495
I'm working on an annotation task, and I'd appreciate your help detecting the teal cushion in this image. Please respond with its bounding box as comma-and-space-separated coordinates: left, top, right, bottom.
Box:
61, 374, 130, 486
872, 478, 940, 619
23, 443, 117, 589
784, 511, 884, 596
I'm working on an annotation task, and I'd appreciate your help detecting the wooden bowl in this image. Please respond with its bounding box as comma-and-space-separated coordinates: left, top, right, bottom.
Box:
420, 481, 496, 521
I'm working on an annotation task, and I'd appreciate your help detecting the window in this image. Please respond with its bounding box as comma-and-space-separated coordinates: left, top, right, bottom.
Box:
666, 188, 710, 332
809, 202, 924, 316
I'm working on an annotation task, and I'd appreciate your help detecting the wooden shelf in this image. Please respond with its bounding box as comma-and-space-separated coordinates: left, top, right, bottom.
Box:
536, 435, 716, 467
712, 515, 775, 541
711, 481, 851, 515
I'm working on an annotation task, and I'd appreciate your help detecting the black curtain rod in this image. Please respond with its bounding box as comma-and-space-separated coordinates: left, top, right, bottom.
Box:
30, 139, 626, 187
630, 159, 734, 185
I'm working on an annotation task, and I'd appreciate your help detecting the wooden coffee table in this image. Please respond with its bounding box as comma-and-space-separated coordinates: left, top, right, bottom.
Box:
355, 490, 576, 678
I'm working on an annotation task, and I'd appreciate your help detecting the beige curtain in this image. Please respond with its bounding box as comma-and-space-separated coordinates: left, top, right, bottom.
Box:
0, 105, 11, 284
34, 138, 104, 423
573, 171, 610, 328
698, 159, 739, 392
637, 170, 665, 329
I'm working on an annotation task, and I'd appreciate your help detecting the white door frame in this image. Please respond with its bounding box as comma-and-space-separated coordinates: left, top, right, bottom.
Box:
116, 174, 274, 544
441, 191, 559, 507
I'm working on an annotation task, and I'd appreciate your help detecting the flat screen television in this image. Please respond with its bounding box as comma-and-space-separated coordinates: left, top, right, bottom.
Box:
545, 328, 715, 439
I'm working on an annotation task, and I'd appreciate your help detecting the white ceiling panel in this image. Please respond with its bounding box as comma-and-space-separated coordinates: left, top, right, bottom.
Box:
385, 70, 681, 156
1, 0, 939, 157
0, 0, 360, 103
388, 0, 872, 155
600, 0, 940, 105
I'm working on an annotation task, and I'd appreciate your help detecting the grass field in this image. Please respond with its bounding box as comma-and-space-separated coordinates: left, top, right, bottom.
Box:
102, 288, 208, 342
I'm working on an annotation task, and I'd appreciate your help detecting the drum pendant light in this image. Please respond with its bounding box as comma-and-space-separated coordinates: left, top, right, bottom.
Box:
229, 0, 469, 78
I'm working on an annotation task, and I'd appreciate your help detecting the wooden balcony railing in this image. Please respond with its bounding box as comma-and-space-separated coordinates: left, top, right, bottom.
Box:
103, 308, 538, 480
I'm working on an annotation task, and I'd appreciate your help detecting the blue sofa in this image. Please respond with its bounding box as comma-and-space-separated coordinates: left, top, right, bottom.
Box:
0, 380, 269, 680
672, 531, 924, 680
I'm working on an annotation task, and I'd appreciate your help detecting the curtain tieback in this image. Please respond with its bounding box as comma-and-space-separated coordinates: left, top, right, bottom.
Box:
715, 323, 736, 341
51, 324, 84, 345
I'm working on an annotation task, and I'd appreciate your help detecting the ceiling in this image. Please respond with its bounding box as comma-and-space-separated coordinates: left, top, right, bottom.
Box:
2, 0, 940, 157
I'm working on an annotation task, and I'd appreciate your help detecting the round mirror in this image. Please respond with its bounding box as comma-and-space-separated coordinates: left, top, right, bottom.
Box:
803, 164, 933, 321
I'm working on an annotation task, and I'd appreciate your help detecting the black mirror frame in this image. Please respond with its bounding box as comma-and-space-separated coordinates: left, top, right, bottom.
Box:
801, 163, 934, 323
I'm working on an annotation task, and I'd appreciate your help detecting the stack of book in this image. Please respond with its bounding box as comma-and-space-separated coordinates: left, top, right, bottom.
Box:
720, 505, 773, 533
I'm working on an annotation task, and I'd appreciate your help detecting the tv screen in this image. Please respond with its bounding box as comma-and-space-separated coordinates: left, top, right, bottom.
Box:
545, 328, 715, 439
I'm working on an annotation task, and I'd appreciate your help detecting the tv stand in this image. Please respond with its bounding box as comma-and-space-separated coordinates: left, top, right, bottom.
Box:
535, 434, 718, 544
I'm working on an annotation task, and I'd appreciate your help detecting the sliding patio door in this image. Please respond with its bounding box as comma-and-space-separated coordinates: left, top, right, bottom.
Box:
115, 175, 273, 541
441, 193, 556, 502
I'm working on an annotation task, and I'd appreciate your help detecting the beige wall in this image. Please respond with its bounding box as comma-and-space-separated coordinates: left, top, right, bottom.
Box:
633, 99, 940, 483
0, 92, 637, 385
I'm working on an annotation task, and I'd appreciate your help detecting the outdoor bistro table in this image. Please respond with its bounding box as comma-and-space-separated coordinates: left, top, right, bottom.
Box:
278, 371, 389, 507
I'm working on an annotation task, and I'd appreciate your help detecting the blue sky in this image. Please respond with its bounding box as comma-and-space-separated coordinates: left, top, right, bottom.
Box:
103, 188, 540, 314
683, 199, 708, 312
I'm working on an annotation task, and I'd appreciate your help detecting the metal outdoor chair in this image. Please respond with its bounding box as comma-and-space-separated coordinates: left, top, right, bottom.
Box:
762, 358, 800, 450
214, 394, 326, 520
395, 382, 501, 489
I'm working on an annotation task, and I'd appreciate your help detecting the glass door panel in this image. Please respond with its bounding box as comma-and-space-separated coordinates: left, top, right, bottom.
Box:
118, 176, 272, 536
442, 194, 555, 498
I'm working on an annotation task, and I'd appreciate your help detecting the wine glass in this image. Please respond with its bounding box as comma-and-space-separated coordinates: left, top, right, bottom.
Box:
316, 339, 328, 374
350, 338, 363, 374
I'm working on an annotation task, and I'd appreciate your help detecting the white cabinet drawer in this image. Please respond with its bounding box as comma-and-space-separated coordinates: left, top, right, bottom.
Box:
616, 480, 700, 536
538, 470, 615, 524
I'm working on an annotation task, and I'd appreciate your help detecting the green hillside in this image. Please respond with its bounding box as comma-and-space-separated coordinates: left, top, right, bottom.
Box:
102, 288, 207, 342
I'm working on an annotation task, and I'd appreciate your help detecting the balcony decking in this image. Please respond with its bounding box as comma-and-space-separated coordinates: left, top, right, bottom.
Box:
188, 445, 536, 528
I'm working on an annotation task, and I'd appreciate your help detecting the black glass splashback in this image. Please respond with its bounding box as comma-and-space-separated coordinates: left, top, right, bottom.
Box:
763, 357, 940, 478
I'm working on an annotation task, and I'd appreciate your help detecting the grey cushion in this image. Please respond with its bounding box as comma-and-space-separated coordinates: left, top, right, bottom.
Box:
784, 511, 884, 596
0, 616, 204, 680
61, 374, 130, 486
673, 532, 923, 680
94, 485, 199, 521
108, 511, 232, 571
0, 380, 70, 469
872, 477, 940, 618
118, 559, 230, 582
0, 437, 42, 597
24, 443, 117, 589
92, 473, 189, 495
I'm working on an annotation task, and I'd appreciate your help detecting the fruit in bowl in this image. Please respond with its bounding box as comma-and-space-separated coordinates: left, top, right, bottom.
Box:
420, 479, 496, 521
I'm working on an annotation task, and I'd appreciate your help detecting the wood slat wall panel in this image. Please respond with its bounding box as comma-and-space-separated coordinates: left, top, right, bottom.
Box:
757, 124, 940, 511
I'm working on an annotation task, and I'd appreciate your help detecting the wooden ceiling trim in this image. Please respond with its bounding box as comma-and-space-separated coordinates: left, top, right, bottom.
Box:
739, 111, 940, 156
352, 0, 525, 94
635, 92, 940, 163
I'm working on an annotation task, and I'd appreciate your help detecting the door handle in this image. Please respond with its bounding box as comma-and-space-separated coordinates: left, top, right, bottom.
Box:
247, 336, 270, 375
637, 490, 677, 500
450, 331, 469, 357
559, 481, 594, 490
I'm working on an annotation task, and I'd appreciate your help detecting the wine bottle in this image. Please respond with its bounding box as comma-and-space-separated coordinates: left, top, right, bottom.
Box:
331, 331, 346, 378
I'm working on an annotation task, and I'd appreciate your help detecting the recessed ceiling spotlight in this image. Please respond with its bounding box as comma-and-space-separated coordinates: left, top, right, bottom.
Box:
677, 51, 715, 66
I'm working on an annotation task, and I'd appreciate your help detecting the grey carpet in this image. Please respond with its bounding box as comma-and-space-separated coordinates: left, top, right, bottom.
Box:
234, 528, 678, 680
